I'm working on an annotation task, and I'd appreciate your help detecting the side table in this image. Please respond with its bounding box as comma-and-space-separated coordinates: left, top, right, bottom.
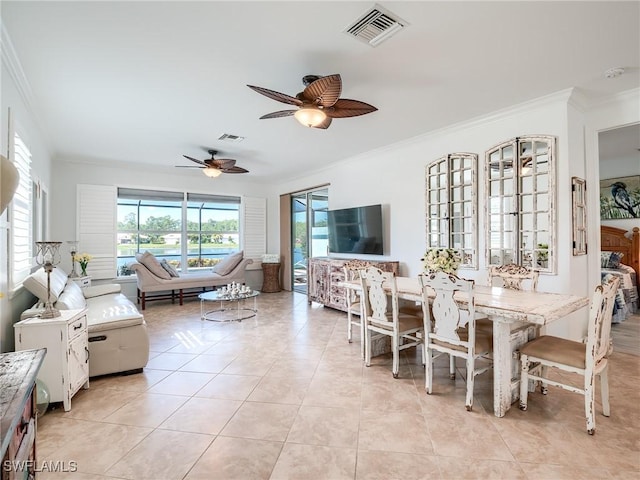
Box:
261, 262, 281, 293
71, 275, 92, 288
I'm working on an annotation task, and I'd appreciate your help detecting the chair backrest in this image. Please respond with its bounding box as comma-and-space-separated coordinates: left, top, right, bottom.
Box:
587, 276, 620, 367
343, 260, 373, 302
488, 264, 539, 291
419, 272, 475, 346
360, 266, 397, 328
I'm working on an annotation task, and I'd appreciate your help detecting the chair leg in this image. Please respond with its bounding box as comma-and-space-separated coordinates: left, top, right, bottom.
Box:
585, 377, 596, 435
540, 365, 549, 394
465, 355, 474, 411
364, 327, 372, 367
359, 320, 365, 360
449, 355, 456, 380
519, 354, 530, 411
425, 346, 433, 394
392, 333, 399, 378
600, 367, 611, 417
347, 311, 353, 343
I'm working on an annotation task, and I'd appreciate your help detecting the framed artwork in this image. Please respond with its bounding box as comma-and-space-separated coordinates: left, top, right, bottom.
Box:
572, 177, 587, 255
600, 175, 640, 219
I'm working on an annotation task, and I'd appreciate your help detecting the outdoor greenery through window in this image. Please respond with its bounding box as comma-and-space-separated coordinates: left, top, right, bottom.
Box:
117, 188, 241, 276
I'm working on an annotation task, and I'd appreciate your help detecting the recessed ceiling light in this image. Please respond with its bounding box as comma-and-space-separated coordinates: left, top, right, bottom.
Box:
604, 67, 625, 79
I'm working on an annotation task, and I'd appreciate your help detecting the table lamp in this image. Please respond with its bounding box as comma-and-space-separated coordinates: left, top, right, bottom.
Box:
35, 241, 62, 319
67, 240, 79, 278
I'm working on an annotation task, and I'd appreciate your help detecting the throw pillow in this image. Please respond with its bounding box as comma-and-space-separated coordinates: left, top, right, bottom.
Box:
212, 250, 244, 276
139, 251, 172, 280
600, 251, 624, 269
160, 259, 180, 277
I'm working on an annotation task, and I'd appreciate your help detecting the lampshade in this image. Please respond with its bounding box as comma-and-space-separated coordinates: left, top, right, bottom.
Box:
203, 167, 222, 178
1, 154, 19, 215
294, 107, 327, 128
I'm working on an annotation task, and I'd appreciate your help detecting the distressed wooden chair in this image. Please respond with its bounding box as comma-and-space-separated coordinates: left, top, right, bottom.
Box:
488, 264, 539, 291
519, 276, 619, 434
359, 266, 424, 378
477, 264, 540, 335
419, 271, 492, 411
342, 260, 373, 357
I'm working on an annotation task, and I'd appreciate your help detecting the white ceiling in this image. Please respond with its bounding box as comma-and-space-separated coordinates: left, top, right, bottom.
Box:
2, 1, 639, 183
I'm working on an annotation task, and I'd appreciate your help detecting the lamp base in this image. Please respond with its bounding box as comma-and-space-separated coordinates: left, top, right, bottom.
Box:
40, 302, 61, 319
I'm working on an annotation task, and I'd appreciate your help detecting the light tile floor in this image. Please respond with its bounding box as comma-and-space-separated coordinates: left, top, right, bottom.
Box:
36, 292, 640, 479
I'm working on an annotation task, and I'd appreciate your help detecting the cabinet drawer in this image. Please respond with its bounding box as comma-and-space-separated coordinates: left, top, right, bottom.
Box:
68, 315, 87, 340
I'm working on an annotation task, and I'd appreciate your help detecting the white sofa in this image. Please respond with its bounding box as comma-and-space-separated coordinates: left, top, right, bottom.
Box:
130, 256, 253, 310
21, 267, 149, 377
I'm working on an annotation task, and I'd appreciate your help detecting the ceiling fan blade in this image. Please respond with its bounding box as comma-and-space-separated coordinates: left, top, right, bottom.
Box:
247, 85, 302, 106
312, 117, 332, 129
259, 110, 296, 119
301, 74, 341, 107
212, 158, 236, 168
183, 155, 208, 166
175, 165, 204, 169
326, 98, 378, 118
222, 166, 249, 174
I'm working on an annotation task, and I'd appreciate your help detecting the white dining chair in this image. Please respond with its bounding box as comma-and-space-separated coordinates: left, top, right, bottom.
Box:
419, 271, 493, 411
342, 260, 373, 357
518, 276, 619, 434
360, 266, 424, 378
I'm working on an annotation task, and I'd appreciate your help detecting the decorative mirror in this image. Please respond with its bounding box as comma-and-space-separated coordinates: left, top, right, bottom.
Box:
572, 177, 587, 255
485, 135, 556, 273
426, 153, 478, 268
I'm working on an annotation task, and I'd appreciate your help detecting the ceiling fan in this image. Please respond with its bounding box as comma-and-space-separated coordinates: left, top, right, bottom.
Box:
176, 150, 249, 178
247, 74, 377, 129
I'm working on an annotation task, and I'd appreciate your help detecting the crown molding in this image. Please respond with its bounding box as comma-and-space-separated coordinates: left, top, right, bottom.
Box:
1, 23, 37, 113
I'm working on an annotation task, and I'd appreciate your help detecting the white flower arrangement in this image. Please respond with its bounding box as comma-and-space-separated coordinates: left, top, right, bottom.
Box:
73, 253, 92, 272
421, 248, 462, 274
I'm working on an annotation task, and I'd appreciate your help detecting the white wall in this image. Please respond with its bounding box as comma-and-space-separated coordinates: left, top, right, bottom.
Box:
598, 139, 640, 233
272, 88, 632, 340
0, 62, 54, 352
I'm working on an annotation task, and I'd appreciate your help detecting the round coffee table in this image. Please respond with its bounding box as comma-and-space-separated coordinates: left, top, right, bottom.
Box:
199, 290, 260, 322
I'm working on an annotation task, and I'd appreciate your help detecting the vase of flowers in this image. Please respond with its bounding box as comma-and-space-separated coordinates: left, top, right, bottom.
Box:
74, 253, 92, 276
421, 248, 462, 275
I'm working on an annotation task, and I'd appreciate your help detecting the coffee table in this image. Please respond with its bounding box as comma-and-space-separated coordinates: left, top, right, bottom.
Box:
199, 290, 260, 322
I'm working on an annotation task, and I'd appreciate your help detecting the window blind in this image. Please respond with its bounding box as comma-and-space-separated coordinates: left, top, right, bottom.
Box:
242, 196, 266, 266
77, 184, 117, 279
10, 133, 32, 289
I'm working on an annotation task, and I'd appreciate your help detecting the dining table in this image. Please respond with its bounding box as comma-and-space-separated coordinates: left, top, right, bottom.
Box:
340, 276, 589, 417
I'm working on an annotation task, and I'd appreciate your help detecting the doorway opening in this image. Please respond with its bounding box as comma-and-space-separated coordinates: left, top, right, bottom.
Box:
291, 188, 329, 294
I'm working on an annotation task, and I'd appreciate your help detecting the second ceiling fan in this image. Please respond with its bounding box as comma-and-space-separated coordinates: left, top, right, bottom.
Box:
247, 74, 377, 129
177, 150, 248, 177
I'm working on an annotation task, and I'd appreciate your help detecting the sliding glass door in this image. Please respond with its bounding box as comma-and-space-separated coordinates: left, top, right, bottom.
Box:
291, 188, 328, 294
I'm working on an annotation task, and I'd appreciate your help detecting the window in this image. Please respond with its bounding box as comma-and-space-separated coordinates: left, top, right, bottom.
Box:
10, 132, 33, 289
425, 153, 478, 268
116, 188, 241, 275
485, 135, 556, 273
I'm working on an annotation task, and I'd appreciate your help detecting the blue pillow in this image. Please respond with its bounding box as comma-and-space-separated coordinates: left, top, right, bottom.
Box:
601, 251, 623, 269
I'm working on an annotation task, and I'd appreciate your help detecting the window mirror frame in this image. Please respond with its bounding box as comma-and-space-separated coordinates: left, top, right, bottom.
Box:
485, 135, 556, 273
425, 152, 478, 269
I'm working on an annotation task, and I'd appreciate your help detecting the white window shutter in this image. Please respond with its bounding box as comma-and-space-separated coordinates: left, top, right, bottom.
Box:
77, 184, 117, 279
242, 196, 266, 266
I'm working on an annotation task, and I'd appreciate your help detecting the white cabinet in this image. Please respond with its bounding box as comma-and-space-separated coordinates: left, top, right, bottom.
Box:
71, 275, 92, 288
14, 308, 90, 411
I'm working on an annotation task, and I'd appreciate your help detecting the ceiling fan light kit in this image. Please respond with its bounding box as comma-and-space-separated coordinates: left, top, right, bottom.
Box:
202, 167, 223, 178
248, 73, 377, 130
294, 107, 327, 128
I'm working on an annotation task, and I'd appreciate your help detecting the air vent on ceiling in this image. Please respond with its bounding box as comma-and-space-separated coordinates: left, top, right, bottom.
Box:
344, 4, 407, 47
218, 133, 245, 143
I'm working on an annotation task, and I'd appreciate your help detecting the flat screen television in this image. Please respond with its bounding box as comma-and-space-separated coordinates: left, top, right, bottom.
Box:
328, 204, 384, 255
